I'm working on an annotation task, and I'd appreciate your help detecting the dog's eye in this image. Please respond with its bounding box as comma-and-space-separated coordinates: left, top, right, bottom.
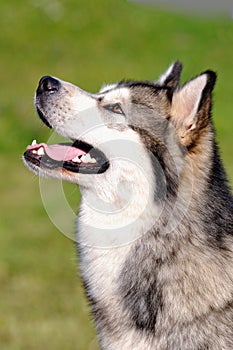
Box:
104, 103, 124, 115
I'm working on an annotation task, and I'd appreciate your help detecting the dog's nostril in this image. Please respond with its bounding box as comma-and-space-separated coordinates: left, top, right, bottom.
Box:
37, 76, 61, 94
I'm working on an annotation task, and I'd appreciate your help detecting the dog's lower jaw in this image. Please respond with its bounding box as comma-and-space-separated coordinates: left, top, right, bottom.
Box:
23, 154, 94, 185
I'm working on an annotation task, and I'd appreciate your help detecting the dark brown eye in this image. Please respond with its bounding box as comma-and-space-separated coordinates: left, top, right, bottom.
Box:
104, 103, 124, 115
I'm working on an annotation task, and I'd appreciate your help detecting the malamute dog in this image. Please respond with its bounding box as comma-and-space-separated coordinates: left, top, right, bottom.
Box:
23, 62, 233, 349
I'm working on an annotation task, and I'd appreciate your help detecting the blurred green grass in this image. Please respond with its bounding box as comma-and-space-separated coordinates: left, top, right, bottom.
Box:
0, 0, 232, 349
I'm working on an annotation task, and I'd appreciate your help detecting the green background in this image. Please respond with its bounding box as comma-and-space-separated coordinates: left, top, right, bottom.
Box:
0, 1, 232, 349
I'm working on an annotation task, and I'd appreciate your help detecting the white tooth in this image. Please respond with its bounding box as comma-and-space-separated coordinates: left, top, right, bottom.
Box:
37, 147, 44, 156
83, 154, 92, 163
72, 156, 81, 163
81, 154, 96, 164
80, 155, 86, 162
32, 150, 37, 154
32, 139, 37, 146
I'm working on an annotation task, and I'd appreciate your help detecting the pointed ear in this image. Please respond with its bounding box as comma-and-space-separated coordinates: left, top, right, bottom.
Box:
170, 70, 217, 146
157, 61, 183, 89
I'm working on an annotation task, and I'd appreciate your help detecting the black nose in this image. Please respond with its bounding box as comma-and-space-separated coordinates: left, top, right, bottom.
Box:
37, 76, 61, 95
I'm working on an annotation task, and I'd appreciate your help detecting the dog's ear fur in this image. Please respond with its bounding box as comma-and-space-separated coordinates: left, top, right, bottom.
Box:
157, 61, 183, 89
170, 70, 217, 147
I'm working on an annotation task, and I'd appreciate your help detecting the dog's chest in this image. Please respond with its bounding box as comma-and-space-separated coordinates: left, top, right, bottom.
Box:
78, 239, 130, 303
78, 243, 158, 349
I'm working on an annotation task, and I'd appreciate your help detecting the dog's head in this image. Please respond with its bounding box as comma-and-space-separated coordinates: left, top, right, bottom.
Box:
23, 62, 216, 203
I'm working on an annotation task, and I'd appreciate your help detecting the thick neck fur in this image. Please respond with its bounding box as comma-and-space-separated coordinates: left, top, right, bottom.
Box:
184, 123, 233, 239
77, 123, 233, 350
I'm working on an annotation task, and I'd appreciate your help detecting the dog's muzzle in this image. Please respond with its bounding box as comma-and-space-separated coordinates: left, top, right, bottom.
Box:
24, 76, 110, 175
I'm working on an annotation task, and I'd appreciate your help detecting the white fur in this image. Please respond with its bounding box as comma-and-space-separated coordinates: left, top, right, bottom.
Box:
99, 83, 118, 93
157, 62, 175, 85
99, 86, 130, 102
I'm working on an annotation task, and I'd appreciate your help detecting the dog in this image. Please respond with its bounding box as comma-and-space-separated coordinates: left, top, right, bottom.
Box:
23, 62, 233, 349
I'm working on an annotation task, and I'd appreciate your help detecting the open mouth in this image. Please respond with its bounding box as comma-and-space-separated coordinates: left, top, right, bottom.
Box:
24, 102, 110, 174
24, 139, 109, 174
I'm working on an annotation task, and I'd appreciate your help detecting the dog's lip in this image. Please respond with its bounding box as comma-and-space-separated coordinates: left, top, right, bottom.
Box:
36, 107, 52, 129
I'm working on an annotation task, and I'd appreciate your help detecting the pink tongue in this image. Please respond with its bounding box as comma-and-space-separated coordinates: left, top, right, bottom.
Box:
27, 143, 86, 161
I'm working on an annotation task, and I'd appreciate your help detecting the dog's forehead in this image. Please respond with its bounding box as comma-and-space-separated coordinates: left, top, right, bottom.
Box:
96, 81, 169, 113
99, 83, 118, 93
98, 84, 131, 103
